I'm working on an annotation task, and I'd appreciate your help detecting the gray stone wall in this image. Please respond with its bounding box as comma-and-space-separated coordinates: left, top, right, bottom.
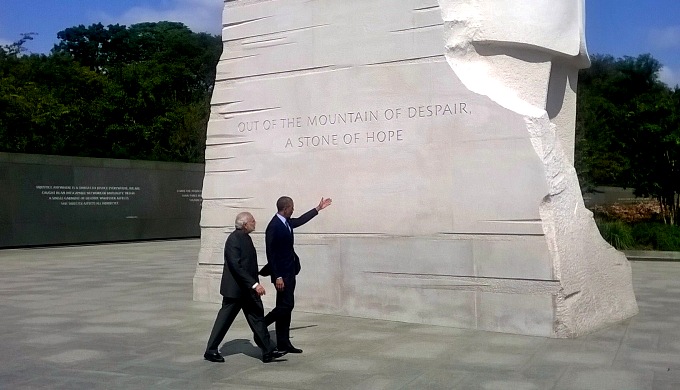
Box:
0, 153, 204, 247
194, 0, 638, 338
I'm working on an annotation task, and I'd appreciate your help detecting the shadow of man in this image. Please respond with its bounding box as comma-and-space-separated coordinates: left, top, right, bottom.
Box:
219, 337, 287, 362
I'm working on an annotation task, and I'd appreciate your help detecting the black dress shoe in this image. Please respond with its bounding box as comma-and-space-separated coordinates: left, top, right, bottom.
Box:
204, 351, 225, 363
262, 349, 288, 363
282, 345, 303, 354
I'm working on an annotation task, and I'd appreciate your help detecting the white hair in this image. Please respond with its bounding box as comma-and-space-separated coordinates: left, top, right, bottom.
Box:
234, 212, 253, 229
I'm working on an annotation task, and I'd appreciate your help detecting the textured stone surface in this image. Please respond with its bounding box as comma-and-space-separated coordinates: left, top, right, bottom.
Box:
194, 0, 637, 337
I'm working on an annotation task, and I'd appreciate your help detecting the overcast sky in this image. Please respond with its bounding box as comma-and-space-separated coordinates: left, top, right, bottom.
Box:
1, 0, 679, 86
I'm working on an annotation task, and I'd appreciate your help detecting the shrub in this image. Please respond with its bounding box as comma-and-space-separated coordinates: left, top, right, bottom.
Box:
596, 220, 635, 250
632, 223, 680, 251
590, 201, 660, 223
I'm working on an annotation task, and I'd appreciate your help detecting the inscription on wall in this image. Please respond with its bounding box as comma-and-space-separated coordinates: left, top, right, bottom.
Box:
235, 103, 471, 149
177, 189, 202, 203
36, 185, 140, 206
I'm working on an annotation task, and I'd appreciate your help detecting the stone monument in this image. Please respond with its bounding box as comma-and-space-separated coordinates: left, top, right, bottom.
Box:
194, 0, 638, 337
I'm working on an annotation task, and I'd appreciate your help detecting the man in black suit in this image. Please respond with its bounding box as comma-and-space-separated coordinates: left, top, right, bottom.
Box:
204, 211, 287, 363
262, 196, 332, 354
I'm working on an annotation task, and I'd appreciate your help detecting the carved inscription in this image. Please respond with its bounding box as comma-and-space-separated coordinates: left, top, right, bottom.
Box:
177, 189, 202, 203
235, 103, 471, 149
36, 185, 140, 206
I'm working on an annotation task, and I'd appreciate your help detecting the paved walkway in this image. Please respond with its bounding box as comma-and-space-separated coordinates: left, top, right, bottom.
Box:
1, 240, 679, 390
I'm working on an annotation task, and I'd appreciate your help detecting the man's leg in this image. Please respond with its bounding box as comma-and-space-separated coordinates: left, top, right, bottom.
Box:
242, 294, 276, 354
205, 297, 241, 353
264, 276, 295, 326
273, 277, 296, 349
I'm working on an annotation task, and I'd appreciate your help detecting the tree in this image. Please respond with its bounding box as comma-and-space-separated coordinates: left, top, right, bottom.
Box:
576, 54, 680, 225
52, 22, 221, 162
0, 22, 221, 163
576, 54, 641, 188
627, 87, 680, 224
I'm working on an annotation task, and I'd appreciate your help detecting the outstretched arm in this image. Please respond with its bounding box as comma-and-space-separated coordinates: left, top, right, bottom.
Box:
289, 197, 332, 228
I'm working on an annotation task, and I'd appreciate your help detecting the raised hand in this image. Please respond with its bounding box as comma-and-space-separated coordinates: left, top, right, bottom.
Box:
316, 197, 332, 211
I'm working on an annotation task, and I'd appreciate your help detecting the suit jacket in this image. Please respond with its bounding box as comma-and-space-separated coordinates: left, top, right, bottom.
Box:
262, 208, 318, 281
220, 228, 260, 299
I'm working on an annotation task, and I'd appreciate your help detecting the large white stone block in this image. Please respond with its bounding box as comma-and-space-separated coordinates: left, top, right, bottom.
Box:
194, 0, 638, 337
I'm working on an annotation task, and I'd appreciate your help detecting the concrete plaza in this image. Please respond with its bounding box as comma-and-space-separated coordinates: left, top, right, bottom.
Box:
1, 239, 679, 389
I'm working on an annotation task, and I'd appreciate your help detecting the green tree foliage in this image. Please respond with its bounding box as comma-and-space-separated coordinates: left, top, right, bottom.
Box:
576, 55, 631, 189
577, 54, 680, 225
0, 22, 221, 162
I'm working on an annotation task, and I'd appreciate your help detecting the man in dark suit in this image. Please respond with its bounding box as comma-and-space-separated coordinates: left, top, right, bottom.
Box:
204, 212, 287, 363
261, 196, 332, 354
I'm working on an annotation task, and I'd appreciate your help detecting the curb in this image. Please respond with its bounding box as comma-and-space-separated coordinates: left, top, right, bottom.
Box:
624, 250, 680, 261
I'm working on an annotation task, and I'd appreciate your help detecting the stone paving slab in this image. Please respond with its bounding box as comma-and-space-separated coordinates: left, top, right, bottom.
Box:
1, 240, 679, 389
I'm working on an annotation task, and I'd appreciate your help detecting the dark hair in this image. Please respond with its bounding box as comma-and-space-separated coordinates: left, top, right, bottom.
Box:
276, 196, 293, 212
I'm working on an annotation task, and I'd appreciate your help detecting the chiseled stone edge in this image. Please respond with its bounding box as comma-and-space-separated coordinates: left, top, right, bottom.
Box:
440, 0, 638, 337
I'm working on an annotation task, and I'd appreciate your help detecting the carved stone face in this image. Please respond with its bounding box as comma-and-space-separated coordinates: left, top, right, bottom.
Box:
439, 0, 589, 63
